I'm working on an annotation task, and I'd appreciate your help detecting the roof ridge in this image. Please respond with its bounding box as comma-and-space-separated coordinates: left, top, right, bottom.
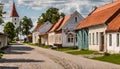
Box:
93, 1, 120, 14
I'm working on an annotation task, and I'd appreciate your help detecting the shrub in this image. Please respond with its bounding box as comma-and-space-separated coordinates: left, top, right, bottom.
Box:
104, 52, 110, 56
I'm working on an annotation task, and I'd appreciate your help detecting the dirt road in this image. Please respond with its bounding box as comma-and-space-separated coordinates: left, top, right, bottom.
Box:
0, 44, 120, 69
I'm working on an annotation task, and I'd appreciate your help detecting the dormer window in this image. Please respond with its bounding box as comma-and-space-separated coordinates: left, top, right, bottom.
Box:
75, 17, 77, 22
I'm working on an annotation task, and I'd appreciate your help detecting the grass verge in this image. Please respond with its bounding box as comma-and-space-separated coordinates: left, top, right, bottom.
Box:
0, 50, 4, 58
27, 43, 38, 46
92, 54, 120, 64
41, 45, 50, 49
55, 47, 77, 51
66, 50, 98, 55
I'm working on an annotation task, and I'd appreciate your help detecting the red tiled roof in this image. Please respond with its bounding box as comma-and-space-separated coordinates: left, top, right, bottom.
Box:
49, 18, 63, 32
106, 11, 120, 32
49, 15, 71, 32
39, 33, 47, 36
76, 1, 120, 30
10, 2, 19, 17
33, 23, 43, 32
56, 15, 71, 31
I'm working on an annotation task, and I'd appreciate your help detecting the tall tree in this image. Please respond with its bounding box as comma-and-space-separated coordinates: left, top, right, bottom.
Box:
20, 16, 33, 36
3, 22, 16, 41
0, 3, 6, 24
37, 7, 65, 24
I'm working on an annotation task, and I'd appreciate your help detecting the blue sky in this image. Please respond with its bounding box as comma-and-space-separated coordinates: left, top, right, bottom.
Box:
0, 0, 115, 30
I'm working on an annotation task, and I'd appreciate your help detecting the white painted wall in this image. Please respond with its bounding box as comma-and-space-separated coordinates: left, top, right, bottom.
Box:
41, 35, 48, 45
62, 31, 78, 47
107, 33, 120, 54
0, 35, 8, 49
89, 24, 107, 51
55, 33, 62, 44
32, 32, 39, 44
11, 17, 19, 28
48, 32, 55, 46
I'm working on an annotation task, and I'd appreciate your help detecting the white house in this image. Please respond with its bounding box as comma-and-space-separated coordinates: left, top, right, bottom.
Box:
76, 0, 120, 52
32, 24, 42, 44
39, 21, 52, 45
106, 10, 120, 54
62, 11, 84, 47
48, 18, 63, 46
0, 32, 8, 49
48, 11, 84, 47
54, 15, 71, 47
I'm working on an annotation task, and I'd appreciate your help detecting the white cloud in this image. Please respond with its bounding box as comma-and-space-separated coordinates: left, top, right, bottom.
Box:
0, 0, 116, 29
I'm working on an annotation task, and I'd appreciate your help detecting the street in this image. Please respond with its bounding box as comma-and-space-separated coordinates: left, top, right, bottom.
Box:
0, 44, 120, 69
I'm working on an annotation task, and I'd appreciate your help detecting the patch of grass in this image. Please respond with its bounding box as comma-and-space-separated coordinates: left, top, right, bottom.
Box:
41, 45, 50, 49
0, 50, 4, 58
66, 50, 98, 55
92, 54, 120, 64
56, 47, 77, 51
28, 43, 38, 46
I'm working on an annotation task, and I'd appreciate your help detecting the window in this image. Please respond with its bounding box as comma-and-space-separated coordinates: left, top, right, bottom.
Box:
117, 34, 119, 46
75, 17, 77, 22
75, 34, 77, 42
96, 32, 98, 45
15, 22, 16, 25
15, 18, 16, 20
93, 33, 94, 45
109, 34, 112, 46
89, 33, 91, 45
67, 33, 74, 43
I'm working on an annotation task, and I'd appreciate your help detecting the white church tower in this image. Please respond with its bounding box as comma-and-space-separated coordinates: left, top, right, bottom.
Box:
10, 1, 19, 28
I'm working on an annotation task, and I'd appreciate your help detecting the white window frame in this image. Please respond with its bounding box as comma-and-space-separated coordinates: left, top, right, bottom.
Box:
117, 34, 119, 47
109, 34, 112, 46
67, 33, 74, 43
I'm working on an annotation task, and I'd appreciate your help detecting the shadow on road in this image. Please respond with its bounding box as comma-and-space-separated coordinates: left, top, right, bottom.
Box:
0, 66, 18, 69
0, 58, 45, 63
4, 45, 34, 54
9, 46, 34, 51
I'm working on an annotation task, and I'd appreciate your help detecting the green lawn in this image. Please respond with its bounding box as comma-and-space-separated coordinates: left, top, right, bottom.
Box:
41, 45, 50, 49
92, 54, 120, 64
66, 50, 98, 55
56, 47, 77, 51
28, 43, 38, 46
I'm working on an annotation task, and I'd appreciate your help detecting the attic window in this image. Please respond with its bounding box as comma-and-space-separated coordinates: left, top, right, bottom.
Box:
75, 17, 77, 22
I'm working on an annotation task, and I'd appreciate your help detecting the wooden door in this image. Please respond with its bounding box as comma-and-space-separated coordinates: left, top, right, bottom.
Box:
100, 32, 104, 51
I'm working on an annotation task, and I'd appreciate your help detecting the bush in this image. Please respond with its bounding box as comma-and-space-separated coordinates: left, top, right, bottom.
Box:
0, 50, 4, 59
104, 52, 110, 56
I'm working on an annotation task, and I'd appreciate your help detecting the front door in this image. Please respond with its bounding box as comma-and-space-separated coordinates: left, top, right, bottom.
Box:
100, 32, 104, 51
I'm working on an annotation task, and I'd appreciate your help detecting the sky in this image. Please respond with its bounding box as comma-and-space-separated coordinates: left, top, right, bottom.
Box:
0, 0, 115, 32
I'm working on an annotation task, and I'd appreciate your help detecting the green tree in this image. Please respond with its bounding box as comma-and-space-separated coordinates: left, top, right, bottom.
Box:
3, 22, 16, 41
37, 7, 65, 24
20, 16, 33, 36
0, 3, 6, 24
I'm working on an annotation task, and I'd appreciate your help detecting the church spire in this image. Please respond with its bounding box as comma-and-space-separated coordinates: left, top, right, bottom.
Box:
10, 1, 19, 17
